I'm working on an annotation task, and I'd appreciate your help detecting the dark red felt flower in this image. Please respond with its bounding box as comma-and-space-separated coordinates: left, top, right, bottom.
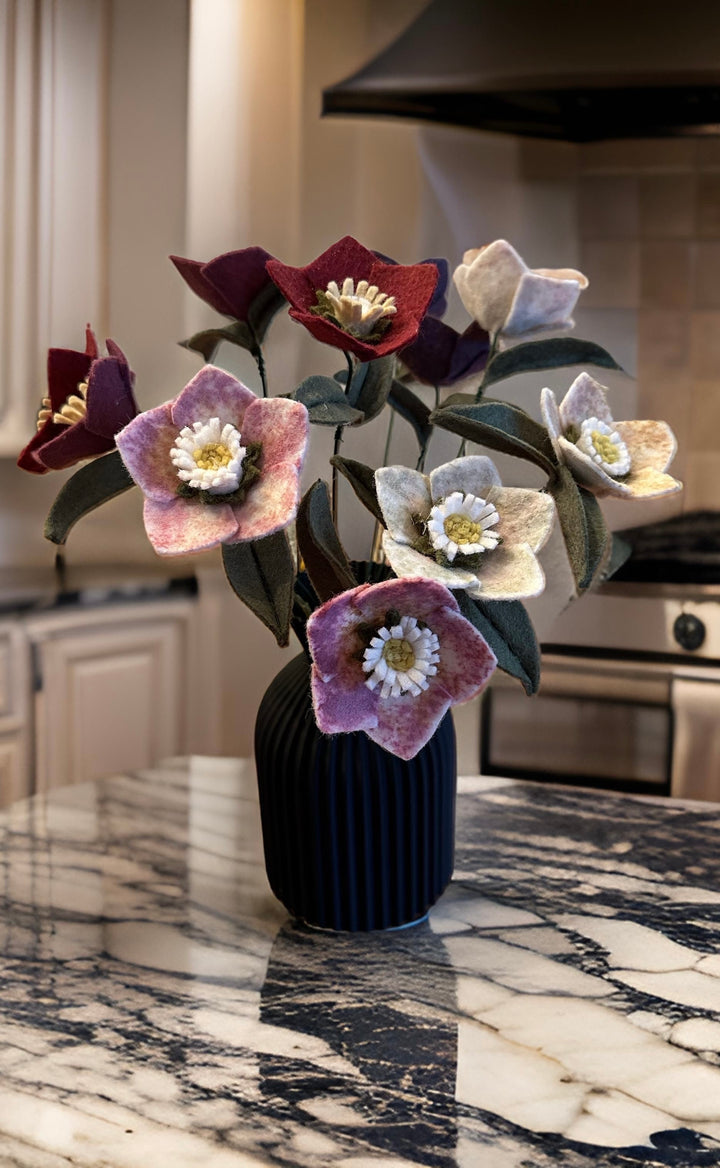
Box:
18, 327, 138, 475
400, 318, 490, 387
266, 236, 438, 362
170, 247, 280, 324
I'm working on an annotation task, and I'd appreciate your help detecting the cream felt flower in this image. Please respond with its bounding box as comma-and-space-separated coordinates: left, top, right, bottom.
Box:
375, 456, 555, 600
541, 372, 682, 500
453, 239, 588, 338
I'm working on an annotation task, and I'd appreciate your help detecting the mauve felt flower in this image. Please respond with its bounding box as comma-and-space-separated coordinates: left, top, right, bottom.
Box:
266, 236, 438, 362
115, 365, 309, 556
170, 246, 285, 326
376, 456, 555, 600
307, 576, 497, 760
18, 326, 138, 475
400, 317, 490, 387
541, 372, 682, 500
453, 239, 589, 338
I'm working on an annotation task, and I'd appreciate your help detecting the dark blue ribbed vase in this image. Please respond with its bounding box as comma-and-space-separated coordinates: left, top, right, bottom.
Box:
254, 652, 457, 932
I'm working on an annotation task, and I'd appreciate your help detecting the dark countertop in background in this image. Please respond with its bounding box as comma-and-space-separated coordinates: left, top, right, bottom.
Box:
0, 563, 197, 616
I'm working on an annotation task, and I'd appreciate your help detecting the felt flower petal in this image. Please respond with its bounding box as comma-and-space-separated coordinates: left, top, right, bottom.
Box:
370, 684, 452, 759
115, 403, 179, 501
143, 497, 239, 555
616, 420, 678, 473
454, 241, 526, 334
621, 467, 683, 499
228, 462, 301, 543
504, 270, 584, 337
557, 436, 627, 495
466, 544, 547, 601
382, 534, 479, 591
33, 424, 114, 471
307, 588, 365, 680
375, 466, 432, 544
429, 455, 502, 503
170, 255, 235, 316
485, 486, 556, 553
200, 247, 277, 321
426, 604, 497, 704
540, 386, 563, 456
84, 357, 137, 437
18, 422, 72, 473
240, 397, 309, 471
352, 575, 463, 624
171, 365, 257, 430
311, 666, 379, 736
46, 347, 94, 412
559, 371, 615, 431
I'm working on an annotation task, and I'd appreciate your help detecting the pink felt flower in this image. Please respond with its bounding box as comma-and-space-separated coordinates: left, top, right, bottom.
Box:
115, 365, 309, 556
266, 236, 438, 362
18, 326, 138, 474
307, 576, 497, 761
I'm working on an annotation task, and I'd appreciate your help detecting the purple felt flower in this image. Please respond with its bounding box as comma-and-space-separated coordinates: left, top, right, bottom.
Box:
170, 247, 280, 323
400, 317, 490, 387
115, 365, 309, 556
18, 327, 138, 475
307, 576, 497, 760
266, 236, 438, 362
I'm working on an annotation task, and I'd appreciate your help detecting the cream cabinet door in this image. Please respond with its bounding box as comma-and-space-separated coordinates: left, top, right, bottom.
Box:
31, 606, 191, 792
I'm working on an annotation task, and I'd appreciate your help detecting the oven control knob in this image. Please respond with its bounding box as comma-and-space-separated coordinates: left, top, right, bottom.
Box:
673, 613, 706, 652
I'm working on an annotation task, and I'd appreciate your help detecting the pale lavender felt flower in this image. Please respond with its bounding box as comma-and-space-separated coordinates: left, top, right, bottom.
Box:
453, 239, 588, 338
541, 372, 682, 499
115, 365, 309, 556
307, 576, 497, 760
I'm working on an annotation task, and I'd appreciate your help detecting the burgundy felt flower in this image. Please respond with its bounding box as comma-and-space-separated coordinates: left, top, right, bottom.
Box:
18, 327, 138, 475
170, 247, 281, 325
115, 365, 309, 556
266, 236, 438, 362
400, 318, 490, 387
307, 576, 497, 760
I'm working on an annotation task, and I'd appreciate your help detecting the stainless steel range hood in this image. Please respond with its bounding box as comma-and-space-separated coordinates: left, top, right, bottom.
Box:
322, 0, 720, 142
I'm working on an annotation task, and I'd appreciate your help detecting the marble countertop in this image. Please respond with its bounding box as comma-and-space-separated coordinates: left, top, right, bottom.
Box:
4, 761, 720, 1167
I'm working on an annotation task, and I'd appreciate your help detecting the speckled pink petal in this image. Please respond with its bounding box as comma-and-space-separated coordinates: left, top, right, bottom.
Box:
171, 365, 257, 430
430, 604, 497, 703
375, 466, 431, 544
228, 462, 301, 542
616, 419, 677, 473
381, 535, 478, 591
474, 543, 546, 600
540, 386, 563, 457
351, 576, 462, 625
429, 455, 502, 503
559, 372, 614, 431
486, 486, 555, 552
115, 403, 179, 501
311, 664, 378, 736
370, 684, 452, 760
453, 240, 526, 334
307, 588, 365, 680
504, 271, 582, 336
557, 436, 630, 495
240, 397, 309, 471
143, 497, 239, 555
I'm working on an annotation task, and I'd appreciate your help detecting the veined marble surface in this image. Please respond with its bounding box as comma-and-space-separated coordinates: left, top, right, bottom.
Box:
3, 762, 720, 1166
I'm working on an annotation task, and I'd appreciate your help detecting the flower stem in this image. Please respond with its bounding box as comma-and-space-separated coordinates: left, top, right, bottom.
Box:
457, 330, 500, 457
416, 385, 439, 472
253, 345, 268, 398
332, 352, 356, 526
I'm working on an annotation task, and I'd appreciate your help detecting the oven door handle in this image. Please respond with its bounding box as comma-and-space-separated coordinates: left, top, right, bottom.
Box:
671, 672, 720, 801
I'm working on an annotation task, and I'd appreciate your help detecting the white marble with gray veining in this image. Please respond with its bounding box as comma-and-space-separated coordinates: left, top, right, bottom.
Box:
2, 759, 720, 1165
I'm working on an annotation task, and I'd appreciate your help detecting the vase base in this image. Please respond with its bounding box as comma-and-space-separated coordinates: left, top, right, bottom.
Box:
296, 909, 431, 934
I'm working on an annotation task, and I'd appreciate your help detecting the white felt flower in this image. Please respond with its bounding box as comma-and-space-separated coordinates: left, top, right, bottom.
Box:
541, 372, 682, 500
375, 456, 556, 600
453, 239, 588, 338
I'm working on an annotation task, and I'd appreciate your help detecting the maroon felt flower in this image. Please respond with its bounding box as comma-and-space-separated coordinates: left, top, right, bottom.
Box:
400, 317, 490, 387
115, 365, 309, 556
170, 247, 281, 325
18, 326, 138, 475
307, 576, 497, 760
266, 236, 439, 362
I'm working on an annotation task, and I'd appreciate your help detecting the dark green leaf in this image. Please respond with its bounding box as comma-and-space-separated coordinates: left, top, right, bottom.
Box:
44, 450, 136, 546
222, 531, 295, 647
430, 400, 557, 476
548, 465, 610, 593
581, 488, 611, 591
293, 376, 364, 426
457, 592, 541, 695
604, 533, 633, 582
388, 379, 432, 449
483, 337, 624, 389
180, 320, 255, 362
347, 355, 395, 424
330, 456, 384, 523
296, 480, 356, 603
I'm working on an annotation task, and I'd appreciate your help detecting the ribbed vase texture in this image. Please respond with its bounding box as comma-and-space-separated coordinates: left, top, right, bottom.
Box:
254, 652, 457, 931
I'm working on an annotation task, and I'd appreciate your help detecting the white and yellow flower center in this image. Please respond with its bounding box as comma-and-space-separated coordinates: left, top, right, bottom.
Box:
362, 615, 440, 700
427, 491, 500, 562
575, 416, 631, 477
323, 277, 396, 338
37, 380, 89, 430
170, 417, 246, 494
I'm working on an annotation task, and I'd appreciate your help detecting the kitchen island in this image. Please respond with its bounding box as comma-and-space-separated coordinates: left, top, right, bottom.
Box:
2, 759, 720, 1166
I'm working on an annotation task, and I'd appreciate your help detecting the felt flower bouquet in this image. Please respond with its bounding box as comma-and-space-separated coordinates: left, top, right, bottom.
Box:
21, 236, 681, 761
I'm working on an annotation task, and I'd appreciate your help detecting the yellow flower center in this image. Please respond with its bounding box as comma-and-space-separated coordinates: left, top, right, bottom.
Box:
36, 381, 89, 430
193, 441, 233, 470
383, 637, 415, 673
444, 514, 482, 546
591, 430, 620, 464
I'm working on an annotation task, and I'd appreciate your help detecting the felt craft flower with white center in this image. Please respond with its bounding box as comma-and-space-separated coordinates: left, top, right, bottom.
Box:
453, 239, 588, 338
322, 278, 397, 338
541, 372, 682, 499
307, 576, 497, 760
115, 365, 309, 555
376, 456, 555, 600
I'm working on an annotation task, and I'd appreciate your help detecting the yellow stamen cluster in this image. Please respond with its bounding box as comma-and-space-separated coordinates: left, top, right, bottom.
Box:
383, 637, 415, 673
193, 442, 232, 471
36, 380, 89, 430
591, 430, 620, 464
444, 514, 483, 546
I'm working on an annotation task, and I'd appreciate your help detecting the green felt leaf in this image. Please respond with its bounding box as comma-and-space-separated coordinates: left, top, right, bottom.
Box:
457, 592, 540, 696
548, 465, 610, 594
292, 376, 364, 426
605, 533, 633, 582
222, 531, 295, 647
388, 379, 432, 449
296, 480, 356, 603
483, 337, 624, 388
330, 456, 384, 523
347, 355, 395, 424
430, 399, 557, 476
180, 321, 255, 362
44, 450, 136, 546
